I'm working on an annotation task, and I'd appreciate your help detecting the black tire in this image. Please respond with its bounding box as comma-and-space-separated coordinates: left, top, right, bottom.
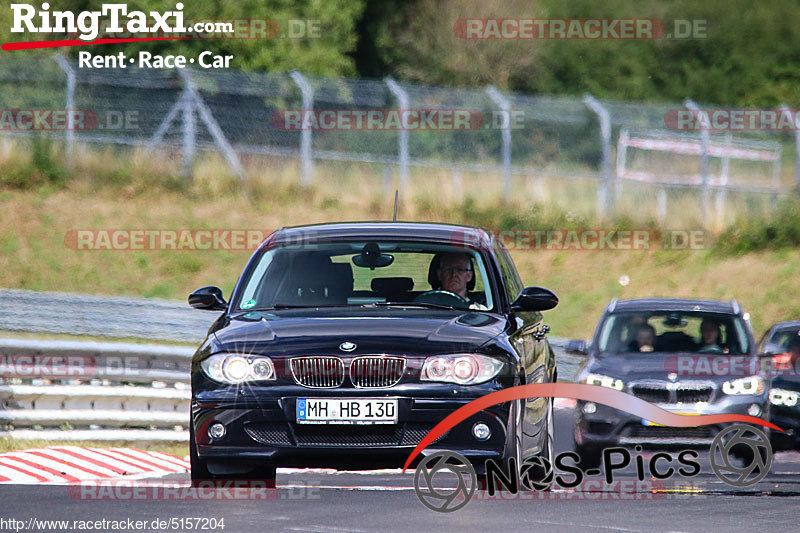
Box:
574, 442, 603, 470
730, 443, 756, 466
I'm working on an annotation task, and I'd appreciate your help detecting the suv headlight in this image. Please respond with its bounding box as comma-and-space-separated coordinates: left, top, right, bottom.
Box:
722, 376, 764, 395
585, 373, 624, 391
201, 354, 276, 384
421, 354, 504, 385
770, 388, 799, 407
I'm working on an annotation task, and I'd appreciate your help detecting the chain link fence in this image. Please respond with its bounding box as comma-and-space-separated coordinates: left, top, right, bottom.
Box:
0, 54, 797, 224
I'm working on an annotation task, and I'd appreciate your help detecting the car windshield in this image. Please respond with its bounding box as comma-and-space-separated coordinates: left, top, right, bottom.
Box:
596, 311, 750, 355
234, 240, 496, 311
769, 328, 800, 352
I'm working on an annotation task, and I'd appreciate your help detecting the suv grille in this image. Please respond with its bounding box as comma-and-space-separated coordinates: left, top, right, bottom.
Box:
631, 382, 714, 404
290, 357, 345, 388
676, 385, 713, 403
350, 356, 406, 388
631, 384, 670, 404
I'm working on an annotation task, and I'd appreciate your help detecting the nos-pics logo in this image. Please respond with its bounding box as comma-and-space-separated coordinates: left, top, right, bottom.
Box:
413, 424, 772, 513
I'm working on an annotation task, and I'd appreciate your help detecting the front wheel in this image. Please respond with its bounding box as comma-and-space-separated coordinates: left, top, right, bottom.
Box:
574, 441, 603, 470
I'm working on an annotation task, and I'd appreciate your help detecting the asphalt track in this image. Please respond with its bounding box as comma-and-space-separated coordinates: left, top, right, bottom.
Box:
2, 406, 799, 533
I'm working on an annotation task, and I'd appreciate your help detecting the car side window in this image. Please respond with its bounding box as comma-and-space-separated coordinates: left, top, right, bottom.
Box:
494, 241, 524, 306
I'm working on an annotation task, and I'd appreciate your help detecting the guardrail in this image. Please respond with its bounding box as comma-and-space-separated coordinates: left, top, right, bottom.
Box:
0, 333, 582, 442
0, 338, 192, 442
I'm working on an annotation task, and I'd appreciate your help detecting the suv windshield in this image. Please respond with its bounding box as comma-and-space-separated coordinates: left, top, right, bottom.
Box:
597, 311, 751, 355
234, 241, 496, 311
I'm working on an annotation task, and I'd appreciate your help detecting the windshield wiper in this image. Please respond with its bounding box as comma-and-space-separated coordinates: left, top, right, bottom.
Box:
242, 304, 345, 310
368, 302, 459, 310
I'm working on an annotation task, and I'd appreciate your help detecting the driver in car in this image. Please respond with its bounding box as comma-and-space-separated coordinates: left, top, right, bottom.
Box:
432, 252, 488, 310
698, 318, 728, 353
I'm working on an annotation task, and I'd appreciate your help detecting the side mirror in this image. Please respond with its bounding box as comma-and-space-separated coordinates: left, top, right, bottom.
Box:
189, 286, 228, 311
760, 343, 785, 356
565, 339, 588, 355
510, 286, 559, 312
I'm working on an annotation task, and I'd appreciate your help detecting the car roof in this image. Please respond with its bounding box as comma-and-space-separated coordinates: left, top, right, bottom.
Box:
768, 320, 800, 331
609, 298, 739, 314
268, 222, 493, 247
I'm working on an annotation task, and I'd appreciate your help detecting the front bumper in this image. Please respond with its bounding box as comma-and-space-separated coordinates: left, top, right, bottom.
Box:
575, 395, 770, 448
192, 386, 513, 471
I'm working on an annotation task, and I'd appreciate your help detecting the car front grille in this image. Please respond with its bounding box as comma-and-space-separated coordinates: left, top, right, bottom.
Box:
631, 382, 714, 404
244, 423, 293, 446
244, 421, 446, 447
631, 384, 670, 404
350, 356, 406, 388
675, 385, 713, 403
290, 357, 346, 388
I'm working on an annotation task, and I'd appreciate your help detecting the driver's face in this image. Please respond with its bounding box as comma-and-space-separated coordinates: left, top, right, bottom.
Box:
437, 255, 473, 298
701, 323, 719, 345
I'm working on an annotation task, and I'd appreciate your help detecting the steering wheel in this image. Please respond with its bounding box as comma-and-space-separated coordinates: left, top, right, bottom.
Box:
413, 290, 469, 308
698, 344, 724, 354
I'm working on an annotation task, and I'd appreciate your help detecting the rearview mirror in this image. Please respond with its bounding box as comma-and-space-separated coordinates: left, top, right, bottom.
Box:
189, 286, 228, 311
565, 339, 588, 355
510, 286, 559, 312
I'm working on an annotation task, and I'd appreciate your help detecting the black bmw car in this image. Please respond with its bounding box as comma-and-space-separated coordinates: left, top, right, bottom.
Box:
188, 222, 558, 484
569, 298, 770, 467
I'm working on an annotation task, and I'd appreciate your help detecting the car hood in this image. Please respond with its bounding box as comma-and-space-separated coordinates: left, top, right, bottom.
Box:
588, 352, 762, 383
210, 308, 508, 356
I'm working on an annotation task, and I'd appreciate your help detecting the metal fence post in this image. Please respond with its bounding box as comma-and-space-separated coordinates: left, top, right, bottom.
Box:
290, 71, 314, 185
486, 86, 512, 201
685, 99, 710, 224
584, 95, 613, 219
716, 132, 731, 224
385, 78, 409, 190
780, 105, 799, 192
54, 55, 75, 169
616, 129, 629, 200
181, 90, 196, 181
178, 69, 244, 181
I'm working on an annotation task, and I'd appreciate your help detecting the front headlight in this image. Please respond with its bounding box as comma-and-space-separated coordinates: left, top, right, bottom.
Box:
201, 353, 276, 384
770, 388, 799, 407
420, 354, 504, 385
585, 373, 624, 391
722, 376, 764, 395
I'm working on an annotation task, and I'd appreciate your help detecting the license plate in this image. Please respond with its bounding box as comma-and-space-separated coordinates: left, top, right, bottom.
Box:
296, 398, 398, 425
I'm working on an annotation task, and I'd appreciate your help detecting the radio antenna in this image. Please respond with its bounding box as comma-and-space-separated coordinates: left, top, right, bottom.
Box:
392, 190, 398, 222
